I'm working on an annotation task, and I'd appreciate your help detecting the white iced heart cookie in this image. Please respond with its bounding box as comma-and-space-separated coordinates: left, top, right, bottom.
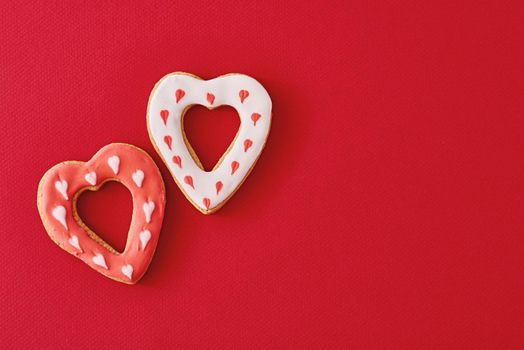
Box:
147, 72, 272, 214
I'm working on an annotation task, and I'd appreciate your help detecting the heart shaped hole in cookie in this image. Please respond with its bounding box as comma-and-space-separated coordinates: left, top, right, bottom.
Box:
182, 105, 240, 171
75, 181, 132, 253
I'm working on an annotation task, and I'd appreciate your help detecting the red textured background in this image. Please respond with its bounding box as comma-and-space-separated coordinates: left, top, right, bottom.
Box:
1, 1, 523, 348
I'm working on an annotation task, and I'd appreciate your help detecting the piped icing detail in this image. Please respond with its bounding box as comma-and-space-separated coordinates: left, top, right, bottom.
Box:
121, 264, 133, 279
139, 230, 151, 250
68, 235, 82, 252
52, 205, 68, 230
92, 253, 108, 269
143, 201, 155, 223
107, 156, 120, 175
85, 171, 97, 186
55, 180, 68, 200
132, 170, 145, 187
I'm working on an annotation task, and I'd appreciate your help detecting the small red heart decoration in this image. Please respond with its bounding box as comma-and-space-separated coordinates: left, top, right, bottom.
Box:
239, 89, 249, 103
207, 93, 215, 105
172, 155, 182, 168
243, 139, 253, 152
160, 110, 169, 125
175, 89, 185, 103
184, 175, 194, 189
164, 135, 173, 150
216, 181, 223, 195
251, 113, 261, 126
231, 161, 239, 175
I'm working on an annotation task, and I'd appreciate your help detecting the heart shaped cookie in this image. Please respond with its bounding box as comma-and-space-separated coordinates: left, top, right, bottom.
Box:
37, 143, 165, 284
147, 73, 272, 214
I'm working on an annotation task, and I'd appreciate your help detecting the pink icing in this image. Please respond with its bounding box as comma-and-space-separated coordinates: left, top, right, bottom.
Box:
37, 143, 165, 284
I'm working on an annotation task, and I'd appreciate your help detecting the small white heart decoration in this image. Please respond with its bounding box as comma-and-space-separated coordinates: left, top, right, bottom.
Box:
68, 235, 82, 252
107, 155, 120, 175
143, 201, 155, 223
121, 264, 134, 279
139, 229, 152, 250
147, 73, 272, 214
52, 205, 68, 230
85, 171, 97, 186
132, 170, 145, 187
54, 180, 68, 200
92, 253, 108, 269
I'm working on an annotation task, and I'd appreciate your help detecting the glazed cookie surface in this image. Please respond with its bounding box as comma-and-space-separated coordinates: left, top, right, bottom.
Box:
37, 143, 166, 284
147, 72, 272, 214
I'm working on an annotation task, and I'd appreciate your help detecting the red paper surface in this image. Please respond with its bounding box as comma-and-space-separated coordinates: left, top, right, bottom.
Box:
1, 1, 523, 348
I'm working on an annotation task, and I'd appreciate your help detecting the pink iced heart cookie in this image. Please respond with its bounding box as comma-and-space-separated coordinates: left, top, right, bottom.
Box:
37, 143, 166, 284
147, 72, 272, 214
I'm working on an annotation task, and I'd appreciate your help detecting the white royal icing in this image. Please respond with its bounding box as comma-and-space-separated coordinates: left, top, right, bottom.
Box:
52, 205, 68, 230
68, 235, 82, 252
107, 155, 120, 175
147, 73, 272, 212
121, 264, 134, 279
54, 180, 69, 200
139, 229, 151, 250
85, 171, 97, 186
92, 253, 108, 269
143, 201, 155, 223
132, 170, 145, 188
